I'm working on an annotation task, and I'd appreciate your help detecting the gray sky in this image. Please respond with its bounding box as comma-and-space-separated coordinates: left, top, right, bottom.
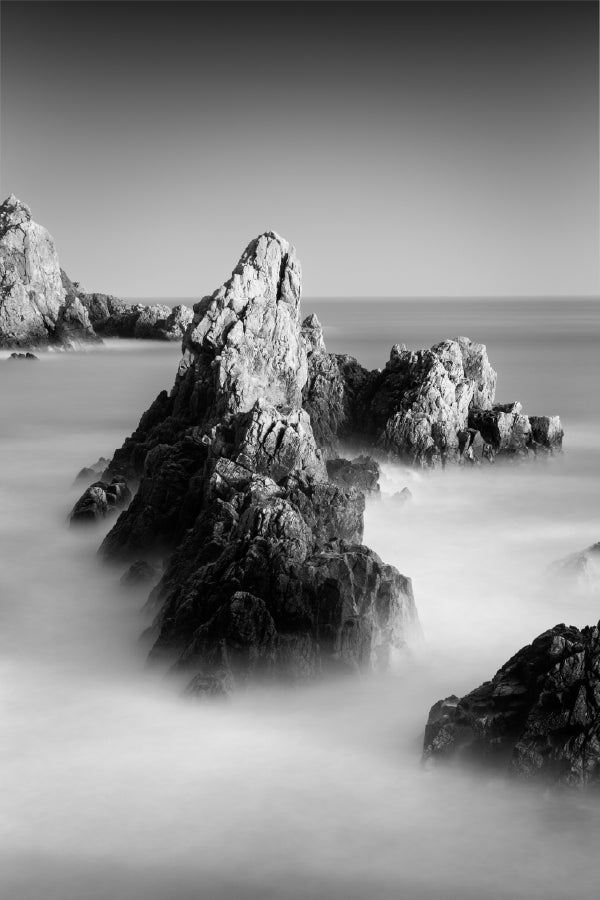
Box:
1, 1, 598, 298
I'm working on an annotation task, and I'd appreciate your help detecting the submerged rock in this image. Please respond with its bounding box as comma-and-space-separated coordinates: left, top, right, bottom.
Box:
97, 232, 421, 691
7, 352, 38, 361
69, 477, 131, 525
423, 622, 600, 787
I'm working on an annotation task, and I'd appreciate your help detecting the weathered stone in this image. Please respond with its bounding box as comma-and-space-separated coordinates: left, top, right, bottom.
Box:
326, 455, 380, 495
69, 477, 131, 525
423, 622, 600, 787
97, 232, 421, 691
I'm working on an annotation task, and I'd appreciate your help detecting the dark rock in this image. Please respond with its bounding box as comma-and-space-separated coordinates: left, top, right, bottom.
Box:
423, 622, 600, 787
69, 477, 131, 525
8, 351, 38, 361
73, 457, 110, 486
326, 455, 380, 495
80, 293, 193, 341
98, 232, 421, 692
120, 560, 161, 588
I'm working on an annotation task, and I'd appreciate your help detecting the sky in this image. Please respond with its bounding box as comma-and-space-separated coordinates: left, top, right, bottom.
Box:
1, 0, 598, 298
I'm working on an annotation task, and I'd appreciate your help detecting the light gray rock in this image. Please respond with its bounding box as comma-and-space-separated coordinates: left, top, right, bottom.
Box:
0, 195, 66, 347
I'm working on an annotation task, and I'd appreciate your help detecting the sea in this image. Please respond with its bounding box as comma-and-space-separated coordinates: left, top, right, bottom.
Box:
1, 297, 600, 900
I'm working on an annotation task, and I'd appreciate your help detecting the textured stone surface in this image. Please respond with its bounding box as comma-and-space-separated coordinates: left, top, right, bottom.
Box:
81, 294, 192, 341
326, 455, 380, 495
69, 478, 131, 525
98, 232, 421, 691
302, 325, 561, 466
0, 195, 66, 347
423, 622, 600, 787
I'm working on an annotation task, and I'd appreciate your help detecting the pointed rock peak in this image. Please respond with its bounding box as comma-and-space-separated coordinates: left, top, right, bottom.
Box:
0, 194, 32, 229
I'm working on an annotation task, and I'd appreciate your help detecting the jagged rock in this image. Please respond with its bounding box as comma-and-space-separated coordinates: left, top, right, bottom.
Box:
423, 622, 600, 788
80, 294, 193, 341
120, 560, 161, 588
73, 457, 110, 486
8, 352, 38, 361
69, 477, 131, 525
301, 313, 370, 452
0, 196, 100, 348
0, 195, 64, 347
530, 415, 564, 450
551, 542, 600, 587
326, 455, 380, 495
97, 232, 421, 691
469, 402, 532, 455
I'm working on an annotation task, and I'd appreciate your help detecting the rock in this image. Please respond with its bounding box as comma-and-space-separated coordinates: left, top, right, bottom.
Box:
69, 477, 131, 525
120, 560, 161, 588
551, 542, 600, 587
97, 232, 421, 691
326, 455, 380, 495
0, 196, 97, 348
8, 352, 38, 361
73, 457, 110, 486
423, 622, 600, 788
80, 294, 193, 341
391, 487, 412, 505
529, 415, 564, 450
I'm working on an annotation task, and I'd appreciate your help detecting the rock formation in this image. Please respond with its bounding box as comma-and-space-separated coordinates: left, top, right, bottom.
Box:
97, 232, 421, 694
81, 293, 192, 341
0, 195, 95, 348
302, 322, 562, 466
423, 622, 600, 787
69, 477, 131, 525
0, 194, 192, 347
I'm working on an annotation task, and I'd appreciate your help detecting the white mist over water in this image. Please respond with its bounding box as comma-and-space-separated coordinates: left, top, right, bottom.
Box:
2, 301, 600, 900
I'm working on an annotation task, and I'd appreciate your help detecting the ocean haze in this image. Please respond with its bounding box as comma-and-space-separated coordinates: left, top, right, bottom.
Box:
1, 0, 598, 298
1, 298, 600, 899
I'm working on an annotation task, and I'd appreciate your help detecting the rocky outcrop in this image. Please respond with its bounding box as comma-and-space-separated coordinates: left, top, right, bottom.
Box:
73, 457, 110, 486
0, 194, 193, 348
69, 477, 131, 525
423, 622, 600, 787
97, 232, 421, 693
81, 294, 193, 341
0, 195, 93, 348
302, 323, 562, 466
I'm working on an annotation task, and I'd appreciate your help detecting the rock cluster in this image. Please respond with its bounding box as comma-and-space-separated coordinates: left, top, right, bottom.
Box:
423, 623, 600, 787
303, 321, 562, 466
0, 195, 192, 348
81, 293, 192, 341
98, 232, 421, 693
69, 477, 131, 525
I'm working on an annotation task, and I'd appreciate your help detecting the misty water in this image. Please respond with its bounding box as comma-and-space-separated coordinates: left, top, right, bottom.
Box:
2, 299, 600, 899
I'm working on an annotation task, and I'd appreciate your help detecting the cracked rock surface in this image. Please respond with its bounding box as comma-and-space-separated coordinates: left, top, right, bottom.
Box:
423, 622, 600, 787
98, 232, 421, 693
